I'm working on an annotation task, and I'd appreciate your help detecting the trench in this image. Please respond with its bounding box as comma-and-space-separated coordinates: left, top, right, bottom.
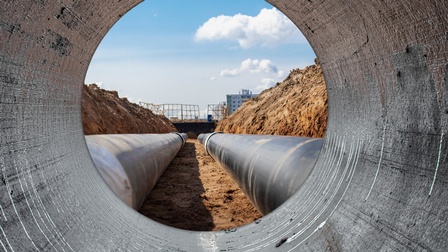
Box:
138, 139, 262, 231
0, 0, 447, 251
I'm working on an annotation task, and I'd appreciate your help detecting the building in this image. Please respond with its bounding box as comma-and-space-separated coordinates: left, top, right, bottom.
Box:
226, 89, 258, 115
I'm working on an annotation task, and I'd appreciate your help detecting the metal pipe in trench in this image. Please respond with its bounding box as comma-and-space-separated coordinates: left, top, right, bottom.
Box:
85, 133, 187, 210
199, 133, 323, 215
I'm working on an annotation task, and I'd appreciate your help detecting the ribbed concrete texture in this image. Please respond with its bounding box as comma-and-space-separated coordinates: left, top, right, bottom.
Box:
0, 0, 446, 251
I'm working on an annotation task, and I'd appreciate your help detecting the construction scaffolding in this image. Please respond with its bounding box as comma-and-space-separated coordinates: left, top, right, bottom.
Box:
139, 102, 164, 115
139, 102, 201, 121
207, 102, 228, 121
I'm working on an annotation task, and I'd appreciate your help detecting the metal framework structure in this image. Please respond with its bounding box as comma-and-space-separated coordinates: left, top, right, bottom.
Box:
207, 102, 228, 121
139, 102, 200, 121
139, 102, 164, 115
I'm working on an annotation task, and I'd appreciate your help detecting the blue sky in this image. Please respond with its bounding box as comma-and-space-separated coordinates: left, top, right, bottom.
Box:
84, 0, 316, 117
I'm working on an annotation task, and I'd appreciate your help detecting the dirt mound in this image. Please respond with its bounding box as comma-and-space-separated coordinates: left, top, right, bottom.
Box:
82, 84, 176, 135
216, 61, 327, 138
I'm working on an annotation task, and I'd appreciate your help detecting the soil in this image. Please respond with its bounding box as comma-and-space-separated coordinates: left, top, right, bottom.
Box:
139, 139, 262, 231
81, 84, 262, 231
82, 61, 327, 231
82, 84, 176, 135
216, 61, 327, 138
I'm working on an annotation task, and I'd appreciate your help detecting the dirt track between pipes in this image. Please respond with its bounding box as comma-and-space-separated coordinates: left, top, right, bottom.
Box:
139, 139, 262, 231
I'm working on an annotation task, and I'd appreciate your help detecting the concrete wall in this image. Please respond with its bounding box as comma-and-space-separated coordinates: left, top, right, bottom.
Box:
0, 0, 446, 251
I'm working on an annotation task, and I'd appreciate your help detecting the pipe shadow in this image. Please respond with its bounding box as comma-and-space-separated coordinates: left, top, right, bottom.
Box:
138, 141, 215, 231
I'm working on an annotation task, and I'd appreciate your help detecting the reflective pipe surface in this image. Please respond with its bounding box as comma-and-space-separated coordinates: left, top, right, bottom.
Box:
200, 133, 323, 215
172, 132, 188, 145
85, 133, 187, 209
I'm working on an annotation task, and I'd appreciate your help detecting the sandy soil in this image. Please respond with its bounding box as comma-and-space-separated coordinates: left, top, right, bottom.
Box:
139, 139, 262, 231
82, 84, 176, 135
216, 61, 327, 138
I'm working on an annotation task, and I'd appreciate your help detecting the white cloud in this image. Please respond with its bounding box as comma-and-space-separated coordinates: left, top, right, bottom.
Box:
209, 76, 216, 81
277, 70, 285, 78
220, 59, 280, 77
220, 68, 241, 77
256, 78, 277, 91
242, 59, 278, 74
195, 8, 305, 48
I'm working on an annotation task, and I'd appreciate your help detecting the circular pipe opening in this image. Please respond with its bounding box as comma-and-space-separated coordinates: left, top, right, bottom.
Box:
82, 0, 325, 232
1, 0, 446, 251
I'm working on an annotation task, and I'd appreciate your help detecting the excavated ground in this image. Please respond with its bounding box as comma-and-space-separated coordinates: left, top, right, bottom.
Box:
82, 84, 176, 135
139, 139, 262, 231
81, 84, 262, 231
216, 61, 327, 138
82, 62, 327, 231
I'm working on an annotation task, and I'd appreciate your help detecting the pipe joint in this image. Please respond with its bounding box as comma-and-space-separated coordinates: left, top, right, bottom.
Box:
171, 132, 188, 146
203, 132, 222, 155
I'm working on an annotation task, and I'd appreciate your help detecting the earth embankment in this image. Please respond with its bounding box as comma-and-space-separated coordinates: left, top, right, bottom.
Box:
82, 84, 176, 135
216, 62, 327, 138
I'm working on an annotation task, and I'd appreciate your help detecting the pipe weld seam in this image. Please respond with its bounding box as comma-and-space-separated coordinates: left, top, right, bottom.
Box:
204, 132, 222, 156
171, 132, 186, 146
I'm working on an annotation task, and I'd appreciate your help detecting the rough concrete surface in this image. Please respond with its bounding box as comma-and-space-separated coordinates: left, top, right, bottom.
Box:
0, 0, 447, 251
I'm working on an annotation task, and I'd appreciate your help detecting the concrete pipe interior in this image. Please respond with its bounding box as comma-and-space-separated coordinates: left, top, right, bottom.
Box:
1, 0, 447, 251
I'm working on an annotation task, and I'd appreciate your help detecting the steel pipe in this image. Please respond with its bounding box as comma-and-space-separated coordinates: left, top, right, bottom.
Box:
199, 133, 323, 215
85, 133, 187, 209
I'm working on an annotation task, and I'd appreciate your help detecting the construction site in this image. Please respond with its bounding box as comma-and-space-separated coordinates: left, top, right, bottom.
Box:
1, 1, 447, 251
81, 62, 327, 230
